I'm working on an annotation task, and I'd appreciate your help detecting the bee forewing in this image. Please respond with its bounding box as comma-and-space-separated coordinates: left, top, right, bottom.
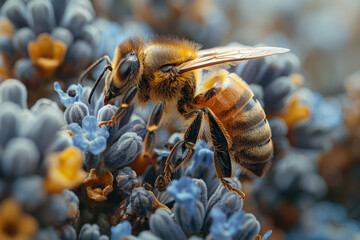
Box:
176, 46, 290, 73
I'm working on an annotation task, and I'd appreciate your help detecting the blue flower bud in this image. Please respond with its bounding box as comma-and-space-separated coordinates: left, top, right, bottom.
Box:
137, 231, 161, 240
233, 213, 260, 240
20, 108, 64, 152
149, 209, 187, 240
82, 24, 100, 47
167, 177, 200, 216
204, 179, 243, 231
66, 40, 92, 69
36, 195, 68, 226
111, 220, 132, 240
12, 176, 45, 210
35, 227, 59, 240
62, 189, 79, 223
127, 187, 153, 216
249, 84, 264, 107
59, 225, 77, 240
46, 133, 73, 153
13, 58, 39, 82
97, 104, 118, 141
0, 102, 21, 147
79, 224, 102, 240
115, 167, 139, 197
174, 201, 205, 234
31, 98, 60, 114
83, 149, 101, 170
264, 76, 296, 113
12, 27, 36, 57
269, 117, 288, 138
0, 36, 15, 56
193, 179, 208, 209
61, 6, 93, 37
1, 0, 28, 29
239, 58, 267, 84
2, 137, 40, 178
65, 102, 89, 126
111, 120, 147, 145
27, 0, 56, 34
51, 27, 74, 47
0, 79, 27, 108
104, 132, 143, 169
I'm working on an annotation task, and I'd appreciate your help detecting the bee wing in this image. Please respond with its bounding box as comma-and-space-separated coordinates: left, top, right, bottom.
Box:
176, 46, 289, 74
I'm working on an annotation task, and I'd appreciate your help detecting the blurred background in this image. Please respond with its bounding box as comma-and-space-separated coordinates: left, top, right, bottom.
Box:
0, 0, 360, 239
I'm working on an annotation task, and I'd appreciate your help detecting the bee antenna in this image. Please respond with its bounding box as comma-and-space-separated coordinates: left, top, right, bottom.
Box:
78, 55, 113, 104
88, 64, 112, 104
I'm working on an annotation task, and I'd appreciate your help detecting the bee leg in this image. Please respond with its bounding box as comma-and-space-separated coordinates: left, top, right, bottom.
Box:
162, 111, 203, 186
98, 85, 138, 128
142, 102, 165, 162
204, 108, 246, 199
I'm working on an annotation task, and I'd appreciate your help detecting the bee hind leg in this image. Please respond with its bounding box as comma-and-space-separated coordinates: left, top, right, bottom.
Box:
156, 111, 203, 191
204, 108, 245, 199
98, 85, 139, 128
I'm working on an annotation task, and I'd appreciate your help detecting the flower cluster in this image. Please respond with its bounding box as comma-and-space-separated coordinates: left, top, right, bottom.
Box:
0, 79, 85, 239
0, 0, 150, 105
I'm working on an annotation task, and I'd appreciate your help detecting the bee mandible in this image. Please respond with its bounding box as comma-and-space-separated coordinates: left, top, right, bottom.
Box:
79, 37, 289, 198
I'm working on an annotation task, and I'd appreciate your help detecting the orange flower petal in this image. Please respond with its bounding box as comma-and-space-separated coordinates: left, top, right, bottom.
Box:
53, 40, 67, 64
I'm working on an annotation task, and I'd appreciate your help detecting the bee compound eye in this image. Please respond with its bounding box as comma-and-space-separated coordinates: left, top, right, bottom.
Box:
119, 60, 132, 79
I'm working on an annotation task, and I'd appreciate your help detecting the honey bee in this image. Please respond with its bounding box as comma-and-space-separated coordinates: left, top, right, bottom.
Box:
79, 36, 289, 198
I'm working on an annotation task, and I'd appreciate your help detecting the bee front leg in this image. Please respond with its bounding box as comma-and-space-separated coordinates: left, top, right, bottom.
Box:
98, 85, 138, 128
203, 108, 246, 199
156, 111, 203, 191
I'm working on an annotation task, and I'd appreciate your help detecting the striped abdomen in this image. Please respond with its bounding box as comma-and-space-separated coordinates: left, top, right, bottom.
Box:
200, 72, 273, 177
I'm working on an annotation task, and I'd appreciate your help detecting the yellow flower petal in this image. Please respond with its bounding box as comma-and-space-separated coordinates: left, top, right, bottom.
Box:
44, 147, 87, 194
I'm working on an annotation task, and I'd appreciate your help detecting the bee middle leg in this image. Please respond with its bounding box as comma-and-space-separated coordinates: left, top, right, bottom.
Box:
141, 101, 165, 162
203, 108, 246, 199
99, 85, 139, 128
155, 111, 203, 190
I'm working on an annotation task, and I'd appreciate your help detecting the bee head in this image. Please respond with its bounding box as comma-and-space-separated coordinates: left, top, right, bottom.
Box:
104, 50, 140, 104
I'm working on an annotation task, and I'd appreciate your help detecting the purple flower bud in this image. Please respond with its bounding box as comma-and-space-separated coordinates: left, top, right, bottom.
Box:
1, 0, 28, 29
79, 224, 102, 240
66, 40, 92, 69
65, 102, 89, 126
59, 225, 77, 240
51, 27, 74, 47
12, 176, 45, 210
36, 195, 68, 226
20, 107, 64, 152
2, 137, 40, 178
27, 0, 56, 34
61, 6, 93, 37
149, 209, 187, 240
13, 27, 36, 57
115, 167, 139, 197
0, 79, 27, 108
233, 213, 261, 240
83, 149, 101, 170
82, 24, 100, 47
127, 187, 153, 217
174, 201, 205, 234
0, 102, 21, 147
104, 132, 143, 169
14, 58, 39, 82
0, 36, 15, 56
35, 227, 59, 240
